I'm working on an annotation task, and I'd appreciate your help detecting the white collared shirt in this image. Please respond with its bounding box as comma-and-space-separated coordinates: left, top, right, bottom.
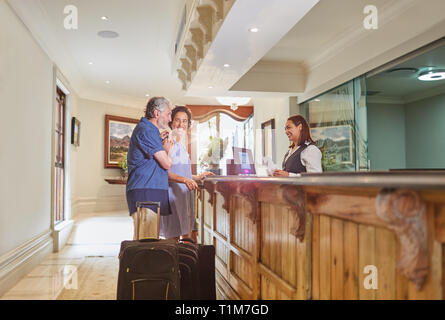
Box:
283, 141, 323, 175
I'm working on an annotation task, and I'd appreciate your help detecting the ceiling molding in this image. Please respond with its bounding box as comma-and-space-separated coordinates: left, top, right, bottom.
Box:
298, 6, 445, 103
402, 83, 445, 104
184, 0, 319, 97
304, 0, 419, 73
366, 84, 445, 105
230, 60, 305, 93
367, 95, 405, 105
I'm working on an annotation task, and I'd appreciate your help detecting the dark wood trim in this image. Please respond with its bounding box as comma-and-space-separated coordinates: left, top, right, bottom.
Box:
54, 87, 66, 224
261, 119, 276, 163
186, 105, 253, 122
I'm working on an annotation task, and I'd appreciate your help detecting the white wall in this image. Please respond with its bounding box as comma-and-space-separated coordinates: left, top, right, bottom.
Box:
0, 2, 86, 294
405, 93, 445, 169
367, 102, 406, 171
72, 98, 144, 215
253, 97, 290, 168
0, 0, 53, 256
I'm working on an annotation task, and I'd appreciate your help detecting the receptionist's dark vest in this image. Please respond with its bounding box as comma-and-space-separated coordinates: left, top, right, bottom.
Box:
282, 143, 311, 174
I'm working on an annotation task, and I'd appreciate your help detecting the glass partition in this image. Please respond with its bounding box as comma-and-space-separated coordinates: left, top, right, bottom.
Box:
300, 76, 368, 172
354, 77, 369, 171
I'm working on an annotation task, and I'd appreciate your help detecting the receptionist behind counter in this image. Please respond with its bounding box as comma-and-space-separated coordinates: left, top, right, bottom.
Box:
273, 115, 322, 176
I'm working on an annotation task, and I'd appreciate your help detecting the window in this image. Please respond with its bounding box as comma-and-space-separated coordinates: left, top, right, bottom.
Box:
54, 87, 66, 224
194, 111, 253, 175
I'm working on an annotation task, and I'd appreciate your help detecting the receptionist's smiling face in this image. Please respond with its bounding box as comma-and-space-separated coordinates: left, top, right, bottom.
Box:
285, 120, 302, 143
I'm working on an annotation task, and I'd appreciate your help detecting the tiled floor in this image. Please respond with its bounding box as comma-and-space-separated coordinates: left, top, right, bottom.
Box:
0, 211, 133, 300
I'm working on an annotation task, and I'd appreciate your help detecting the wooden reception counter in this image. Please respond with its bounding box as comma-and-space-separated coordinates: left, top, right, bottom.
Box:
194, 172, 445, 300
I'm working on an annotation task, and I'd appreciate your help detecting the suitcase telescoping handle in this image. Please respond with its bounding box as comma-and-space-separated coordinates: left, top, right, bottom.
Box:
136, 201, 161, 207
135, 201, 161, 241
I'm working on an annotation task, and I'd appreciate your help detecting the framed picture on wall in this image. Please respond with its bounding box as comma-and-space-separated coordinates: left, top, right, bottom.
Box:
311, 124, 354, 171
104, 115, 139, 168
71, 117, 80, 147
261, 119, 276, 163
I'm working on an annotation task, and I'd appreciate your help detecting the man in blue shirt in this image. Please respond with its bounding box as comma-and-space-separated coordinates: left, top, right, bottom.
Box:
126, 97, 173, 239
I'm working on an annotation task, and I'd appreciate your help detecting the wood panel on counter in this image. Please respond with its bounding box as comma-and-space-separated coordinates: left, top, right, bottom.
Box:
197, 176, 445, 300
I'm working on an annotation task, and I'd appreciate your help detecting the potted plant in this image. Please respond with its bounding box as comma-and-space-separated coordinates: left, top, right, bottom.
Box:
118, 152, 128, 179
199, 135, 229, 175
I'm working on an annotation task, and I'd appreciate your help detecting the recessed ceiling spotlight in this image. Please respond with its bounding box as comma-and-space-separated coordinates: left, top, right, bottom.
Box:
223, 64, 230, 68
101, 16, 109, 21
208, 86, 213, 89
88, 62, 94, 65
314, 99, 321, 102
105, 80, 111, 84
145, 94, 150, 97
98, 30, 119, 38
249, 27, 259, 33
418, 69, 445, 81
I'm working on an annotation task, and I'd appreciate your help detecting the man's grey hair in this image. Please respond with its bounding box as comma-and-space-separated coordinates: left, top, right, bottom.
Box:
145, 97, 171, 119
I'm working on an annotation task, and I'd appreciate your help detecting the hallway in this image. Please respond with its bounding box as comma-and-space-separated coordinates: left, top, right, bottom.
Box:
0, 211, 133, 300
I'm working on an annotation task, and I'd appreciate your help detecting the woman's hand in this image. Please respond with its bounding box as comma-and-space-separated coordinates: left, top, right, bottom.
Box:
199, 171, 215, 180
160, 131, 170, 141
162, 136, 173, 154
183, 178, 199, 190
273, 170, 289, 177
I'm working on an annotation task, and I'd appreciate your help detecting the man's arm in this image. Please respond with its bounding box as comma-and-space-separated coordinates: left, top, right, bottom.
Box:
154, 150, 172, 170
153, 135, 173, 170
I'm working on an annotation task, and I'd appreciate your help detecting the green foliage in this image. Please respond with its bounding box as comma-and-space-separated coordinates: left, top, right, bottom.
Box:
118, 152, 128, 174
199, 135, 229, 170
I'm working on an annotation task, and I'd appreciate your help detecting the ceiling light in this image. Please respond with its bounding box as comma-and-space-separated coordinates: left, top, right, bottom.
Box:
249, 27, 259, 33
88, 62, 93, 65
386, 67, 418, 75
101, 16, 109, 21
98, 30, 119, 38
418, 69, 445, 81
105, 80, 110, 84
216, 97, 251, 111
145, 94, 150, 97
223, 64, 230, 68
314, 99, 321, 102
208, 86, 213, 89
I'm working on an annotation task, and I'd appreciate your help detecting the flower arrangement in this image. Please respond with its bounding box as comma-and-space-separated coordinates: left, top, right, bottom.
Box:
199, 136, 229, 171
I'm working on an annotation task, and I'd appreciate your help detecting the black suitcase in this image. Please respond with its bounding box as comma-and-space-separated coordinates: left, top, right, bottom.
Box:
117, 239, 181, 300
179, 239, 216, 300
117, 201, 216, 300
178, 246, 199, 299
117, 201, 181, 300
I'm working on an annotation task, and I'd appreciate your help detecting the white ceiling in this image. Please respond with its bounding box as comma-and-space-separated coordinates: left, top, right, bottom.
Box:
8, 0, 220, 108
263, 0, 397, 67
8, 0, 319, 108
184, 0, 319, 97
8, 0, 445, 109
367, 43, 445, 103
